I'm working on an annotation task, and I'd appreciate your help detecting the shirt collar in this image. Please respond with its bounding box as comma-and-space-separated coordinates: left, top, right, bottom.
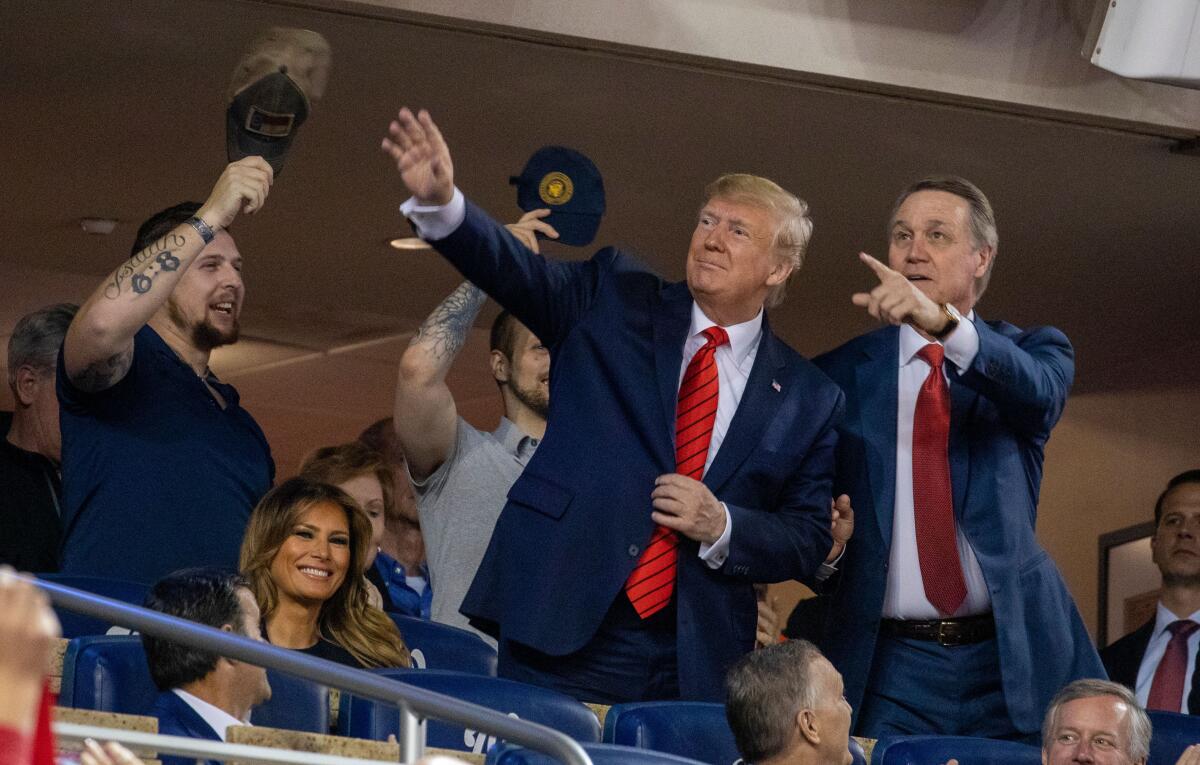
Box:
898, 309, 977, 367
689, 302, 763, 372
492, 416, 539, 457
1155, 601, 1200, 634
172, 689, 248, 739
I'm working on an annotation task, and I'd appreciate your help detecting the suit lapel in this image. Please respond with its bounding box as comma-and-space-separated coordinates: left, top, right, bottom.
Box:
703, 324, 786, 492
652, 283, 695, 465
855, 328, 899, 549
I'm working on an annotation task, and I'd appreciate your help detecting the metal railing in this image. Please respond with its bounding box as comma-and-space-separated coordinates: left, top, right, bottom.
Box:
32, 576, 592, 765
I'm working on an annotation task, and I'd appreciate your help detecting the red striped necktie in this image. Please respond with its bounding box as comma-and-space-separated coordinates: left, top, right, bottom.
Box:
626, 325, 729, 619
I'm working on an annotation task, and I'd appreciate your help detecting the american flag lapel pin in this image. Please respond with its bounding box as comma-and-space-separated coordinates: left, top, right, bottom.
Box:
771, 379, 782, 393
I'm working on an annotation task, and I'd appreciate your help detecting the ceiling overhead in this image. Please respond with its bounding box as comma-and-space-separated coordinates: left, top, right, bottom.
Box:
1, 0, 1197, 470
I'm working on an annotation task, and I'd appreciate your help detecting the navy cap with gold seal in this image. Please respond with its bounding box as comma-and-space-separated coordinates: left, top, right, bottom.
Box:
510, 146, 605, 246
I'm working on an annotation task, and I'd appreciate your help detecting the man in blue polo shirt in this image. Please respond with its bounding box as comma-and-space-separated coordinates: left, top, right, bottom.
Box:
57, 158, 276, 584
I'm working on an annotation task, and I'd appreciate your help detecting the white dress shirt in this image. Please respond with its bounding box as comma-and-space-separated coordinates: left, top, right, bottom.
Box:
400, 190, 765, 570
683, 302, 764, 568
1135, 602, 1200, 711
881, 315, 992, 619
172, 689, 248, 741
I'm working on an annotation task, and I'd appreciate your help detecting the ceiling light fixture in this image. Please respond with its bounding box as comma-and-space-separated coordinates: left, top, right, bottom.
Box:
80, 218, 118, 235
388, 236, 431, 251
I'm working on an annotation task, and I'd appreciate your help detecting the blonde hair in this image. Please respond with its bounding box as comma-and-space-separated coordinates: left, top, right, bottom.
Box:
703, 174, 813, 308
239, 477, 409, 668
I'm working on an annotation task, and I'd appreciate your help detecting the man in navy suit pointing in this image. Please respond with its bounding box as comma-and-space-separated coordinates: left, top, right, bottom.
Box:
815, 176, 1103, 739
382, 108, 845, 703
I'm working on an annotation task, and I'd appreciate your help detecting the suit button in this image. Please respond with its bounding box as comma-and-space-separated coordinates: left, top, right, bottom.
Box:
628, 544, 640, 557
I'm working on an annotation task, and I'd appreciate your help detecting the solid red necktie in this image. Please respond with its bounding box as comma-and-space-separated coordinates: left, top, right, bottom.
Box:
912, 343, 967, 617
1147, 619, 1199, 711
626, 325, 729, 619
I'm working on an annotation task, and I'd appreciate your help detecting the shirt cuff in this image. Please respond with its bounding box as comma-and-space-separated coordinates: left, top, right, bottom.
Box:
699, 503, 733, 569
814, 545, 846, 583
941, 312, 979, 373
398, 187, 466, 241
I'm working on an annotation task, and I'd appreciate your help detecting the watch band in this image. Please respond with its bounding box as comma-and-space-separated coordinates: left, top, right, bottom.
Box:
929, 303, 961, 340
186, 216, 216, 245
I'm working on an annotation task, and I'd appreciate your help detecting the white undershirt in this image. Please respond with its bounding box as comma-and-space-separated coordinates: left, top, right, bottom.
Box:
881, 316, 992, 619
1135, 602, 1200, 711
172, 689, 248, 741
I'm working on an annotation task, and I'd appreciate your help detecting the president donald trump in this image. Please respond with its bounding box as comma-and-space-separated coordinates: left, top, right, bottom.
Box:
382, 108, 844, 703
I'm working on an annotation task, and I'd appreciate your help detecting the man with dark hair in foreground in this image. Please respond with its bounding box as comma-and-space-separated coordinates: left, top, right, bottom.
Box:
726, 640, 853, 765
58, 158, 275, 583
142, 568, 270, 763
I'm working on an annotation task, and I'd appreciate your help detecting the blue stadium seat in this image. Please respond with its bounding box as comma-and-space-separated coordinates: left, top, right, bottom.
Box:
60, 636, 156, 715
487, 742, 706, 765
871, 735, 1041, 765
58, 635, 330, 733
1148, 711, 1200, 765
339, 669, 600, 754
602, 701, 740, 764
37, 575, 149, 638
388, 614, 498, 676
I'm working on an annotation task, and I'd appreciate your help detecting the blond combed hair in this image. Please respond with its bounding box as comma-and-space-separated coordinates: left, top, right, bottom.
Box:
239, 477, 410, 668
704, 174, 813, 308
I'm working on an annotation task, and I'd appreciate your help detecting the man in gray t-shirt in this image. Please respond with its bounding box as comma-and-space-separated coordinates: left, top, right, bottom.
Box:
395, 215, 554, 639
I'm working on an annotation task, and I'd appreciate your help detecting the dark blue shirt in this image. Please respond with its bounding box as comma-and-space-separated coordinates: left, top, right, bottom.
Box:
57, 326, 274, 583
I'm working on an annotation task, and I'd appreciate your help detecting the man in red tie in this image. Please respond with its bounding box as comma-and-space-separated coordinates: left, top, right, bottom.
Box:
1102, 470, 1200, 714
380, 108, 845, 702
814, 176, 1104, 739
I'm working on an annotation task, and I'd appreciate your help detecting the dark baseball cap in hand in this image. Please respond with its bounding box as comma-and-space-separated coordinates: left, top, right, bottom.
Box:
510, 146, 605, 247
226, 27, 331, 175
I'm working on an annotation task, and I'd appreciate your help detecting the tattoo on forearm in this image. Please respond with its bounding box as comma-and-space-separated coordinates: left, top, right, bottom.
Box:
411, 282, 487, 362
71, 346, 134, 392
104, 233, 186, 299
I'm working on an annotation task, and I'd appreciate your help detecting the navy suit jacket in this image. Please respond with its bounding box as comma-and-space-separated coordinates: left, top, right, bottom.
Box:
151, 691, 223, 765
814, 320, 1104, 733
441, 200, 844, 700
1101, 617, 1200, 715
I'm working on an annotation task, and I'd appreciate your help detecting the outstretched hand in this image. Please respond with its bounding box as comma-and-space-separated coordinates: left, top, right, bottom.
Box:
196, 156, 274, 233
850, 252, 945, 334
381, 108, 455, 206
504, 209, 560, 254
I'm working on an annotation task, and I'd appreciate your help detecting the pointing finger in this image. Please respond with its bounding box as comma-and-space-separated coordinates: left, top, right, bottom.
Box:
859, 252, 895, 279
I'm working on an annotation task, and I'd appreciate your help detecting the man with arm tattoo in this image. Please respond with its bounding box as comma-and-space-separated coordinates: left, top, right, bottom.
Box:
56, 157, 277, 583
394, 211, 555, 641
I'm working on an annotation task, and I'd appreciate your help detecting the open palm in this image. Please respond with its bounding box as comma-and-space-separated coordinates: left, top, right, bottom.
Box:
381, 107, 455, 205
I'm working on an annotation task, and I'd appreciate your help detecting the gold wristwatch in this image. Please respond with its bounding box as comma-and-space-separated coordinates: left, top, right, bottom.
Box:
929, 303, 962, 340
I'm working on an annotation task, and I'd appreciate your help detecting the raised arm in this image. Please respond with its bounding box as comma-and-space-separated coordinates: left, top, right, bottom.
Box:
62, 157, 273, 391
395, 282, 487, 480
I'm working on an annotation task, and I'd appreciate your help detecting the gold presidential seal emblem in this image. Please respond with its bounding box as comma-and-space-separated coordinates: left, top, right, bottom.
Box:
538, 172, 574, 205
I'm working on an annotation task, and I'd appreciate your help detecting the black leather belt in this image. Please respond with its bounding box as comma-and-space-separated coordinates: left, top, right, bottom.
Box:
880, 613, 996, 647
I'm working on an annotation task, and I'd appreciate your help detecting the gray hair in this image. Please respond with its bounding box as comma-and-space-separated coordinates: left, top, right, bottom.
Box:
7, 303, 78, 391
1042, 679, 1151, 763
725, 639, 824, 763
704, 174, 814, 309
888, 175, 999, 301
